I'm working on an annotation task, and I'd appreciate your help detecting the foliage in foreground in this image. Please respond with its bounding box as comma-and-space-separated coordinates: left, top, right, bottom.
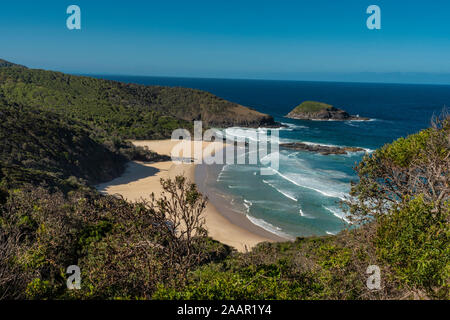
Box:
0, 182, 401, 300
0, 177, 230, 299
347, 112, 449, 298
155, 113, 450, 300
0, 110, 448, 300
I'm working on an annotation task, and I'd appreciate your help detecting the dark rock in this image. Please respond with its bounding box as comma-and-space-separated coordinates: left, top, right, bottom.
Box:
280, 142, 365, 155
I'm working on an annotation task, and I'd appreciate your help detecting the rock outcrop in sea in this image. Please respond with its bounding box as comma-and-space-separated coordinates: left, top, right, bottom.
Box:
286, 101, 369, 121
280, 142, 365, 155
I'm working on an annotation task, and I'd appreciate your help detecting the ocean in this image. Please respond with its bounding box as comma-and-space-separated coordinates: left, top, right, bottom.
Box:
93, 75, 450, 238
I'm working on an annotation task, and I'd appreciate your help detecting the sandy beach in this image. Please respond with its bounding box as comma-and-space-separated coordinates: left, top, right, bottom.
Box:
97, 139, 285, 252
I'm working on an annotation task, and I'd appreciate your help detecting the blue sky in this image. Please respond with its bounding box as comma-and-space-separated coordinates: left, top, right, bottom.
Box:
1, 0, 450, 83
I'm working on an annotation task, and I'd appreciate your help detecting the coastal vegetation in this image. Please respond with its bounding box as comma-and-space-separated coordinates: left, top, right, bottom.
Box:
0, 60, 276, 141
0, 101, 170, 192
0, 59, 448, 300
347, 113, 449, 293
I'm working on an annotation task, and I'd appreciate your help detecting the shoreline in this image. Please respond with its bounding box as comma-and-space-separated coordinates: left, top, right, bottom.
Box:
195, 162, 287, 242
97, 139, 286, 252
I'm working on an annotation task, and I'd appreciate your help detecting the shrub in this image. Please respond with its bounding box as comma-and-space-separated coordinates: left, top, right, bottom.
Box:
376, 196, 449, 295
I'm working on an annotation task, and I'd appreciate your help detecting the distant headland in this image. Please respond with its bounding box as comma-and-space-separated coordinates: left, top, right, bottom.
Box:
286, 101, 369, 121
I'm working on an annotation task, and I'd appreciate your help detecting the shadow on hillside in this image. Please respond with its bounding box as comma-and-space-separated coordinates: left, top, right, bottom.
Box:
96, 161, 163, 191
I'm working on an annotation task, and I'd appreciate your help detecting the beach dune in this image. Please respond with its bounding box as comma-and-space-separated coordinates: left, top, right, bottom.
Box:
97, 140, 284, 252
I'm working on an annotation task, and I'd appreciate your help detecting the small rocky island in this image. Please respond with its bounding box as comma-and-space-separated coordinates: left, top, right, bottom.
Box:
286, 101, 369, 121
280, 142, 365, 155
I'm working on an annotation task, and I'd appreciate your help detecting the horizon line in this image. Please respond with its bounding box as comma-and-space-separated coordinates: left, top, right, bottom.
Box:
3, 57, 449, 86
74, 72, 450, 87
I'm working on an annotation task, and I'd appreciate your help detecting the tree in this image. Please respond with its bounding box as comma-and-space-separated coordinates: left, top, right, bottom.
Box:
150, 175, 208, 278
346, 110, 449, 298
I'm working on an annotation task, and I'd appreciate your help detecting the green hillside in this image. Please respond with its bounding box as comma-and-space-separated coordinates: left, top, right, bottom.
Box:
0, 61, 275, 140
0, 59, 26, 69
0, 58, 275, 190
0, 101, 169, 191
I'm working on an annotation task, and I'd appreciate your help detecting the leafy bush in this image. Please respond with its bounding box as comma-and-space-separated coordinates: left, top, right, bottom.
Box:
0, 177, 229, 299
347, 112, 450, 298
376, 196, 449, 294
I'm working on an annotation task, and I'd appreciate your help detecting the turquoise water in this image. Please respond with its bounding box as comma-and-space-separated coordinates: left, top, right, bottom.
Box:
210, 125, 368, 238
92, 75, 450, 238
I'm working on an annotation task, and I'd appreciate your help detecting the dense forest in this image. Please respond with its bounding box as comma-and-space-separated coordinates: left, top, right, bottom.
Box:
0, 60, 448, 300
0, 59, 276, 140
0, 100, 172, 191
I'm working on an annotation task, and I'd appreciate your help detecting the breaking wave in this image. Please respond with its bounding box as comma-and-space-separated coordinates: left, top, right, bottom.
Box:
262, 180, 297, 201
323, 206, 351, 224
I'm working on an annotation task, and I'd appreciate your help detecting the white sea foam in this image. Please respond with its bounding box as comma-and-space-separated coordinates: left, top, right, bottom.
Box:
216, 164, 233, 182
243, 199, 253, 213
260, 152, 280, 165
241, 199, 292, 238
363, 118, 377, 122
268, 168, 349, 201
221, 125, 294, 144
280, 122, 309, 130
300, 141, 373, 154
222, 128, 260, 143
346, 118, 376, 122
301, 141, 341, 148
299, 208, 315, 219
261, 152, 351, 200
323, 206, 351, 224
345, 121, 360, 127
326, 231, 337, 235
262, 180, 297, 201
228, 185, 251, 190
246, 215, 292, 239
223, 127, 283, 142
318, 169, 352, 179
287, 151, 301, 158
309, 118, 375, 122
